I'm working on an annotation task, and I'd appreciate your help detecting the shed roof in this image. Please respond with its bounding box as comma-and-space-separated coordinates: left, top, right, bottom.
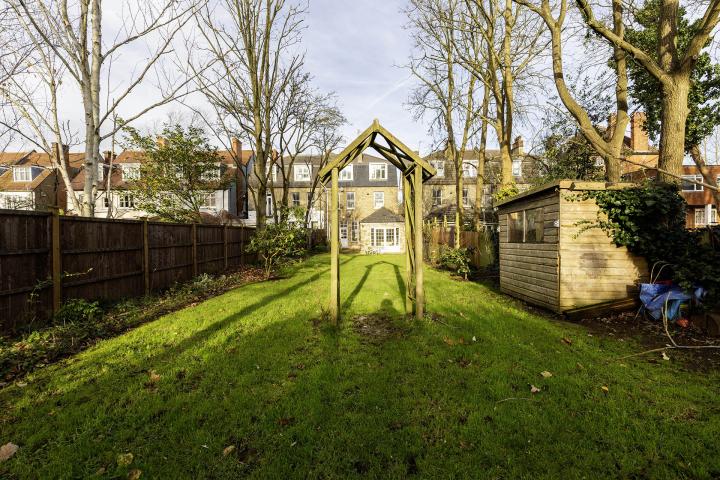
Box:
494, 180, 639, 208
360, 207, 404, 224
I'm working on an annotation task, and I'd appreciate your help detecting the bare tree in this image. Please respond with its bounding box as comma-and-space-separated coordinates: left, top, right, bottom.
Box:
515, 0, 629, 181
575, 0, 720, 183
407, 0, 480, 248
193, 0, 306, 230
459, 0, 547, 186
6, 0, 199, 216
304, 102, 346, 230
0, 14, 83, 211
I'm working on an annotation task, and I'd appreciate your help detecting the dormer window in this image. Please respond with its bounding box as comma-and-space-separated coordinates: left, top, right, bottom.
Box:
122, 165, 140, 181
430, 160, 444, 177
369, 163, 387, 181
294, 164, 311, 181
339, 165, 353, 181
462, 160, 478, 178
13, 166, 31, 182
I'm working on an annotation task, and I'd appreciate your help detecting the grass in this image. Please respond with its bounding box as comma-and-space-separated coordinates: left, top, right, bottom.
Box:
1, 253, 719, 479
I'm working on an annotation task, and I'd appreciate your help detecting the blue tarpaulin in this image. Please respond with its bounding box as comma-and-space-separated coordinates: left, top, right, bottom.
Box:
639, 283, 704, 321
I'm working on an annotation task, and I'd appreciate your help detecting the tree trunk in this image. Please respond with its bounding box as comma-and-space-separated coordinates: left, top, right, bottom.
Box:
658, 77, 690, 183
455, 164, 462, 249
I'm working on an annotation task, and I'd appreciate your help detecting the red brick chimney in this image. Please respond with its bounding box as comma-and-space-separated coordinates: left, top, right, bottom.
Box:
630, 112, 649, 152
230, 137, 242, 164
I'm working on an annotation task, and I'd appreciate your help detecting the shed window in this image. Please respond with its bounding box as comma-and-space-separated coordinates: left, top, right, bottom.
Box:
508, 212, 524, 242
507, 207, 545, 243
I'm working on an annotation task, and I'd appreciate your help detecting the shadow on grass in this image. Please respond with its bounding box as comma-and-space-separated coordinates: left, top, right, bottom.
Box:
2, 254, 717, 479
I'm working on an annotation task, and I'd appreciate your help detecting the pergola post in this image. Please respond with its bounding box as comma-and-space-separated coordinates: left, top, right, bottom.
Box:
414, 166, 424, 319
330, 166, 340, 324
403, 174, 415, 315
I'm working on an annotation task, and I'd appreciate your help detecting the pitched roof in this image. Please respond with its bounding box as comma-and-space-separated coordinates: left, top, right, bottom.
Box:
0, 152, 33, 165
0, 167, 52, 191
360, 207, 404, 224
18, 151, 85, 169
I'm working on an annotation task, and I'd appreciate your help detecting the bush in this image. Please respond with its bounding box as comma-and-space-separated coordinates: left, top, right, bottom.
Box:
435, 245, 472, 279
493, 183, 520, 203
581, 182, 720, 306
53, 299, 102, 326
247, 208, 308, 279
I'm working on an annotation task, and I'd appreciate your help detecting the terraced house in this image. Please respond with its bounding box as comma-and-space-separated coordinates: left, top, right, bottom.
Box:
0, 145, 84, 211
423, 136, 537, 226
270, 153, 406, 252
65, 138, 254, 221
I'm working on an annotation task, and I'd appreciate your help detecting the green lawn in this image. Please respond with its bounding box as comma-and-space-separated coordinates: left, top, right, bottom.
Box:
1, 254, 719, 479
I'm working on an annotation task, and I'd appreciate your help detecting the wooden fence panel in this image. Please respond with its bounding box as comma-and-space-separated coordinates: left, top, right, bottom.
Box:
196, 225, 225, 275
148, 223, 194, 291
426, 226, 496, 269
61, 217, 144, 302
0, 209, 256, 335
0, 210, 52, 331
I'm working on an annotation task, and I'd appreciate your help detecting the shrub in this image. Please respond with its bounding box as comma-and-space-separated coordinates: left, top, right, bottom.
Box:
581, 182, 720, 306
247, 208, 308, 279
53, 299, 102, 326
436, 245, 472, 279
493, 183, 520, 203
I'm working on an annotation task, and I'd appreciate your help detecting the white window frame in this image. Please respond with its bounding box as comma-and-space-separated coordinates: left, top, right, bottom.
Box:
695, 207, 718, 226
266, 192, 273, 217
201, 192, 216, 208
432, 188, 442, 207
462, 160, 478, 178
512, 159, 522, 177
370, 227, 400, 247
266, 164, 278, 183
346, 191, 355, 210
12, 166, 31, 182
291, 191, 301, 207
97, 165, 104, 182
369, 163, 387, 181
201, 165, 222, 181
119, 192, 135, 209
121, 165, 140, 181
462, 187, 469, 206
682, 175, 704, 192
339, 165, 353, 181
294, 164, 311, 182
373, 191, 384, 209
430, 160, 445, 178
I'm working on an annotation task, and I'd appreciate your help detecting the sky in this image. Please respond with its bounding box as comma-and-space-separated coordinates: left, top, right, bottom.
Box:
4, 0, 531, 156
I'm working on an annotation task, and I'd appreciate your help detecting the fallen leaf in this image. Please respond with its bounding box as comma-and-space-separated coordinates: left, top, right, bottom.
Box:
472, 336, 477, 342
601, 386, 609, 394
540, 371, 553, 378
96, 467, 106, 475
576, 362, 584, 370
561, 337, 572, 345
147, 370, 161, 383
277, 417, 295, 427
223, 445, 236, 456
662, 352, 670, 361
0, 442, 19, 462
127, 468, 142, 480
16, 382, 27, 388
117, 452, 134, 466
443, 337, 456, 346
530, 385, 541, 394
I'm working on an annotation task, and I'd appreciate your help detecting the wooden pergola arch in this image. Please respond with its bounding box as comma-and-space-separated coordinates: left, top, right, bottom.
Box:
318, 119, 436, 323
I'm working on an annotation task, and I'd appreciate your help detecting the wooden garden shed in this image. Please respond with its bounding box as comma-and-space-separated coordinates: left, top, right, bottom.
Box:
495, 181, 648, 313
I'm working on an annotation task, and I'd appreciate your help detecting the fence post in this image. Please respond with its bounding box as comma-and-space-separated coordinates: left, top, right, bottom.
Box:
240, 225, 245, 266
51, 209, 62, 313
223, 224, 228, 270
143, 220, 150, 295
192, 223, 198, 277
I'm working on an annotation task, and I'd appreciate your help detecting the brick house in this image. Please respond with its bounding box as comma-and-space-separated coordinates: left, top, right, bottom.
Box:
422, 137, 538, 225
65, 138, 253, 220
621, 112, 719, 228
269, 152, 404, 251
0, 145, 83, 211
